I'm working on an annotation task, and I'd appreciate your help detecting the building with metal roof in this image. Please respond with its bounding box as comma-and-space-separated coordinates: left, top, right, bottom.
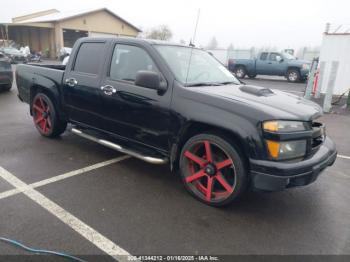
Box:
0, 8, 141, 58
318, 24, 350, 97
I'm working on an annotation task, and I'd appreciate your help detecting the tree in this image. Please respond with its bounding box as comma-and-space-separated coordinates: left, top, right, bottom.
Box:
227, 43, 234, 51
206, 37, 218, 49
144, 25, 173, 41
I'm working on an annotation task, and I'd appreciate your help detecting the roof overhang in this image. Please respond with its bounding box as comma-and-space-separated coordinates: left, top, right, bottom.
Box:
57, 8, 142, 32
6, 8, 141, 33
1, 22, 55, 29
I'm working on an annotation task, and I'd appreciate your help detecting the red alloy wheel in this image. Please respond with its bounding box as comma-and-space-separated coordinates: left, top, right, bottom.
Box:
32, 95, 52, 135
183, 140, 236, 203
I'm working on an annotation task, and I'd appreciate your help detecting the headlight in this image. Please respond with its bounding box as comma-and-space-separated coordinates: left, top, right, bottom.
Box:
266, 140, 306, 160
263, 121, 308, 160
302, 64, 310, 70
263, 120, 308, 132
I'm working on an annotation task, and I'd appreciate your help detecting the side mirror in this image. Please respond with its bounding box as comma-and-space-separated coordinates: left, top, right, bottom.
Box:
276, 56, 283, 62
135, 71, 166, 92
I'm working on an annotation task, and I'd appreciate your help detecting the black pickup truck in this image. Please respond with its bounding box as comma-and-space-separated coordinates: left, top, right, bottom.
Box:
16, 37, 337, 206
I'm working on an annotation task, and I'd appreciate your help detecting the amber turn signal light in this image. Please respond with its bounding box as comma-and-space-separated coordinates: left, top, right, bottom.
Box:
266, 140, 280, 158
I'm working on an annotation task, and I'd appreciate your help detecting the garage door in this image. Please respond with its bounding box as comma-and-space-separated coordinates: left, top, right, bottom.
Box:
63, 29, 88, 47
89, 32, 118, 38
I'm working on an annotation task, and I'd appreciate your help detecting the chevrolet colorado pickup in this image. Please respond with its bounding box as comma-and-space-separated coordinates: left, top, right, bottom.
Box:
16, 38, 336, 206
228, 52, 310, 83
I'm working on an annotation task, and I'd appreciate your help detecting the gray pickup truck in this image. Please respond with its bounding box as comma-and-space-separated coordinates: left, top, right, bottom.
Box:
228, 52, 310, 83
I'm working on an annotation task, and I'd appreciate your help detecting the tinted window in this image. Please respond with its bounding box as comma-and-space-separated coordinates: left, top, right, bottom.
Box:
260, 52, 268, 60
74, 42, 105, 74
110, 44, 157, 81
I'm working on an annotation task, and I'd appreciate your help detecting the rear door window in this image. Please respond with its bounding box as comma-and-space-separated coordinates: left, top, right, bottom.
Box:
73, 42, 105, 75
260, 52, 268, 60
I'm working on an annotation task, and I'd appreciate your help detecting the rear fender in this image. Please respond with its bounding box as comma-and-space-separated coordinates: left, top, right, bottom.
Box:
29, 76, 64, 119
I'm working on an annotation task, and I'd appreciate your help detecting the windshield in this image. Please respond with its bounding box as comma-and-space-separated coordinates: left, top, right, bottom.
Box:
282, 52, 296, 60
155, 45, 240, 86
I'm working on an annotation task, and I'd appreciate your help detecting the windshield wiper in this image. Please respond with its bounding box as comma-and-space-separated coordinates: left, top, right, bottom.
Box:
186, 82, 223, 87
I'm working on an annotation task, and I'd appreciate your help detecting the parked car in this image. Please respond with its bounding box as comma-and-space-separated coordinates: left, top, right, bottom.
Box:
62, 55, 69, 65
16, 38, 336, 206
58, 47, 72, 61
28, 51, 42, 63
0, 60, 13, 91
228, 52, 311, 82
0, 47, 28, 64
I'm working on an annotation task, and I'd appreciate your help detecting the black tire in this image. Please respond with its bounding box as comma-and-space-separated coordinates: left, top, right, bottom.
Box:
32, 93, 67, 138
234, 66, 247, 79
248, 74, 257, 79
287, 69, 301, 83
179, 133, 248, 207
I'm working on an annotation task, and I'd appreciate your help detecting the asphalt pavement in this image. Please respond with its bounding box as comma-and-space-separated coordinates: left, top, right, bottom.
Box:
0, 76, 349, 261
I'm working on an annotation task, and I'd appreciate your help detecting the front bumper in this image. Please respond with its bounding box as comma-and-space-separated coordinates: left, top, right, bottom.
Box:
300, 69, 309, 79
250, 137, 337, 191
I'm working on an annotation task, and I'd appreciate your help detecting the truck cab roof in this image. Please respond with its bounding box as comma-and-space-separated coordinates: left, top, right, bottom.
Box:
77, 36, 190, 48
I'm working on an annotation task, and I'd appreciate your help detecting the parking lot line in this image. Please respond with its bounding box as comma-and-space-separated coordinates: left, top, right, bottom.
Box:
0, 155, 130, 201
0, 188, 19, 200
0, 166, 132, 261
31, 155, 131, 188
338, 154, 350, 160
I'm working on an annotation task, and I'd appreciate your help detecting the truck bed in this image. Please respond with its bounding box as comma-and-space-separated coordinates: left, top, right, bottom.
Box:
16, 63, 65, 104
228, 58, 256, 73
28, 63, 66, 70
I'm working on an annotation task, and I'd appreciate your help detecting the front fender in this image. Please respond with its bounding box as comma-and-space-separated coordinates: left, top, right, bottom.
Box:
171, 85, 265, 160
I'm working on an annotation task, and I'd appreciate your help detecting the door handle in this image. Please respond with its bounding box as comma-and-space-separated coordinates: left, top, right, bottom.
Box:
101, 85, 116, 96
65, 78, 78, 87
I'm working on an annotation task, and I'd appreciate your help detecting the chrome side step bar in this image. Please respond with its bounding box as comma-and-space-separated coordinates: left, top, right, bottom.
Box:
71, 128, 168, 165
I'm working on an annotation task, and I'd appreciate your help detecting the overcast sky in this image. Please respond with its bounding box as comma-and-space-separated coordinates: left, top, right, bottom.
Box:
1, 0, 349, 50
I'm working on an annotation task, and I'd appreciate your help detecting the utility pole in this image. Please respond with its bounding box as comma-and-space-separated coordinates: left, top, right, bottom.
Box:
5, 24, 8, 42
325, 23, 330, 34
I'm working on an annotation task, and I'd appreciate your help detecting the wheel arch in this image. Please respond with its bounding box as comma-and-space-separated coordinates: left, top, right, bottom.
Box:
170, 121, 250, 171
234, 64, 247, 71
29, 84, 65, 120
286, 66, 301, 75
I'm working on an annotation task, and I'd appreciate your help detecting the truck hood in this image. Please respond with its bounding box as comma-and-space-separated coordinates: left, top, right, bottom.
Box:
287, 59, 311, 66
189, 84, 322, 121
